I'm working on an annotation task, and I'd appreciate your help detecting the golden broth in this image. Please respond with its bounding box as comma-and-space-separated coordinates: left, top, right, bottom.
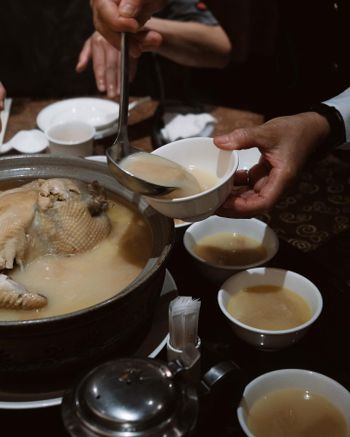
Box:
227, 285, 311, 330
2, 198, 152, 321
194, 232, 267, 266
162, 165, 219, 200
121, 152, 218, 199
247, 388, 348, 437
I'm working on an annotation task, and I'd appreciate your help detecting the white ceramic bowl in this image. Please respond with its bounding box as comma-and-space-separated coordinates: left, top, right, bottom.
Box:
46, 120, 95, 157
143, 137, 238, 222
183, 216, 279, 282
237, 369, 350, 437
217, 267, 323, 350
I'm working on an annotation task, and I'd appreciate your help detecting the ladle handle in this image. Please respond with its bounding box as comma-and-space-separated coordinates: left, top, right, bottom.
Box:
113, 32, 130, 157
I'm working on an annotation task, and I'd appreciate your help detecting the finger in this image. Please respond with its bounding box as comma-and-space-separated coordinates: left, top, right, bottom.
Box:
93, 0, 139, 33
218, 189, 270, 218
218, 163, 289, 217
234, 169, 251, 186
119, 0, 141, 18
91, 38, 107, 92
0, 82, 6, 111
99, 27, 123, 50
137, 30, 162, 52
214, 127, 263, 152
76, 38, 92, 72
105, 44, 119, 97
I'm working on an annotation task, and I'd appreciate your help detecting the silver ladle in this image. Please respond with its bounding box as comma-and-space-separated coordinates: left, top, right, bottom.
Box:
106, 33, 179, 196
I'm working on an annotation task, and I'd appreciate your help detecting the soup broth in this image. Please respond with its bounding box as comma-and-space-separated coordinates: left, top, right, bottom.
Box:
163, 165, 219, 200
247, 388, 348, 437
227, 285, 311, 330
121, 153, 218, 199
2, 195, 152, 321
194, 232, 267, 266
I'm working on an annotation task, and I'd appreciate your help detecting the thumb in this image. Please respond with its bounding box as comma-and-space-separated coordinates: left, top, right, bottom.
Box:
213, 127, 262, 152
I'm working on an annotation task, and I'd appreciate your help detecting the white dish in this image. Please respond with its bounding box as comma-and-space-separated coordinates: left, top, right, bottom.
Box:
237, 369, 350, 437
144, 137, 239, 222
237, 147, 261, 171
184, 216, 279, 283
85, 155, 108, 163
218, 267, 323, 350
0, 269, 177, 410
37, 98, 119, 132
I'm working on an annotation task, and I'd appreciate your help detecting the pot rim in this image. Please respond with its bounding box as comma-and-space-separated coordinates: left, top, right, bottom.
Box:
0, 154, 174, 327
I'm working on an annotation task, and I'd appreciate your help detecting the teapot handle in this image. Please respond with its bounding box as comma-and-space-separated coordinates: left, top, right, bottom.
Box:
199, 360, 241, 397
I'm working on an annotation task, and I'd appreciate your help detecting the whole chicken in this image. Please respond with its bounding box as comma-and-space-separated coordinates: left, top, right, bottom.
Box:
0, 178, 111, 310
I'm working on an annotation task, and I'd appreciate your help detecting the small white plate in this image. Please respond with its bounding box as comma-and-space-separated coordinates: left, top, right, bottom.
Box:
0, 270, 177, 410
237, 147, 261, 171
37, 98, 119, 133
85, 155, 108, 163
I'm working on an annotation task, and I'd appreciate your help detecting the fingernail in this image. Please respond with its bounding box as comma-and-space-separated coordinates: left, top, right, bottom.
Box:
97, 80, 106, 92
215, 135, 230, 145
107, 85, 116, 97
120, 3, 136, 17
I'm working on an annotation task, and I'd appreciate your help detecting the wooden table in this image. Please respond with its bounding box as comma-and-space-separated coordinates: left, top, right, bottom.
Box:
4, 97, 350, 253
4, 97, 264, 154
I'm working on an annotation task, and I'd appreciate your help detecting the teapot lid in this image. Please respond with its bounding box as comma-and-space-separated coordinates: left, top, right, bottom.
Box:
62, 357, 198, 437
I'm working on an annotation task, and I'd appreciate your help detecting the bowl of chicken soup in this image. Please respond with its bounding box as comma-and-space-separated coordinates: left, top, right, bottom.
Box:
129, 137, 238, 222
0, 154, 174, 379
217, 267, 323, 350
183, 216, 279, 283
237, 369, 350, 437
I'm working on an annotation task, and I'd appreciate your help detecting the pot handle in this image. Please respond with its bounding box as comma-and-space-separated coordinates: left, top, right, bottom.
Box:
199, 360, 241, 397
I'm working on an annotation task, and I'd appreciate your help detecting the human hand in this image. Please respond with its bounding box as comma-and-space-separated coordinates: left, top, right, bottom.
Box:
0, 82, 6, 133
76, 30, 161, 96
214, 112, 331, 217
91, 0, 165, 57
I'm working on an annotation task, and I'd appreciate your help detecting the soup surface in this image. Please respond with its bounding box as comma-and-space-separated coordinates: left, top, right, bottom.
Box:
247, 388, 348, 437
121, 152, 218, 199
227, 285, 311, 330
194, 232, 267, 266
1, 195, 152, 321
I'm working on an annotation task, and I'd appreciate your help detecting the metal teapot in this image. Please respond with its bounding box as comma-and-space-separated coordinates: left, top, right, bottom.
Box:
61, 346, 236, 437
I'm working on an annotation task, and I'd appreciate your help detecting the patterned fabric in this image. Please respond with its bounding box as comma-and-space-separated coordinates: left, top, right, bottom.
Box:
257, 150, 350, 252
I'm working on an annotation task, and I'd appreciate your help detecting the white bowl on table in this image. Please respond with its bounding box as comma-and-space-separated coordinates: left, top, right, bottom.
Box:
237, 369, 350, 437
46, 120, 96, 157
143, 137, 239, 222
183, 216, 279, 283
217, 267, 323, 350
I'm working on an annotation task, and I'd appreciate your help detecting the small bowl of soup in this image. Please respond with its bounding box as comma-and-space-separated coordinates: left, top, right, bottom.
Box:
139, 137, 238, 222
183, 216, 279, 282
217, 267, 323, 350
237, 369, 350, 437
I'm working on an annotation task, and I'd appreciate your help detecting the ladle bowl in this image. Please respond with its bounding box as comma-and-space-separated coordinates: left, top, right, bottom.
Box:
106, 147, 179, 196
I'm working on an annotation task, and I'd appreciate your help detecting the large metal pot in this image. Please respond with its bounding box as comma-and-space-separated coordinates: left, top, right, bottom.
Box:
0, 155, 174, 382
